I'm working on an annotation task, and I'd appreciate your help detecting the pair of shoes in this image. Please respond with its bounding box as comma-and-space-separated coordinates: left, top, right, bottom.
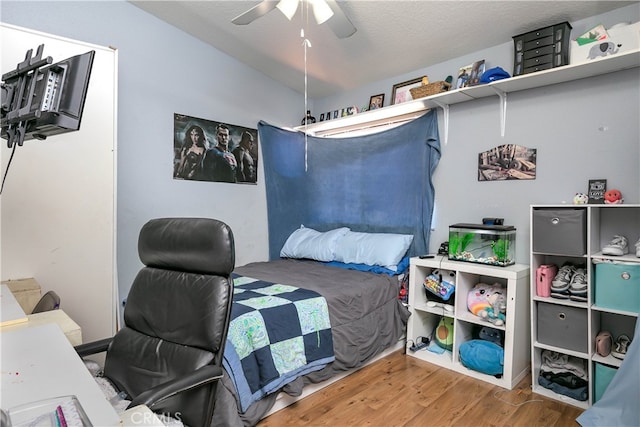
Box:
611, 334, 631, 360
551, 264, 575, 292
602, 235, 629, 256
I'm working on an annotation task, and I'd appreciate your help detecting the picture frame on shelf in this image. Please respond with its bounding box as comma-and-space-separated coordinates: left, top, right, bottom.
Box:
368, 93, 384, 110
391, 77, 423, 105
456, 60, 485, 89
588, 179, 607, 203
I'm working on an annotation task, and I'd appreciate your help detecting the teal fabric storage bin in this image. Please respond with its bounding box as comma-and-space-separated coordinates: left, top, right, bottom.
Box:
594, 362, 618, 402
594, 262, 640, 313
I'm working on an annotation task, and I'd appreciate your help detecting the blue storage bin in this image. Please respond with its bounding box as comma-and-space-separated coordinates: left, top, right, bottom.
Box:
594, 362, 617, 402
594, 262, 640, 313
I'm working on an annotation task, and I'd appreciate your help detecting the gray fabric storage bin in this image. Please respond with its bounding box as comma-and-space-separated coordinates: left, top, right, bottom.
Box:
537, 302, 588, 353
532, 208, 586, 255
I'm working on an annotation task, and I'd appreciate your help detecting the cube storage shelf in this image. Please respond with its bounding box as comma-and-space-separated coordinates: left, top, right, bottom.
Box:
530, 204, 640, 409
406, 256, 530, 389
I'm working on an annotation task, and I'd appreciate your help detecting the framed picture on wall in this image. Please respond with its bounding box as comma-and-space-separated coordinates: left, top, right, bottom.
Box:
369, 93, 384, 110
391, 77, 423, 105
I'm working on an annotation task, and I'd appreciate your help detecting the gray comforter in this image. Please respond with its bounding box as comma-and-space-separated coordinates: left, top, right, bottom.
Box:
213, 259, 410, 426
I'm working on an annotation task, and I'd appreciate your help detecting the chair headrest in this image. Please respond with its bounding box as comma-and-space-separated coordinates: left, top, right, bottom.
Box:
138, 218, 235, 275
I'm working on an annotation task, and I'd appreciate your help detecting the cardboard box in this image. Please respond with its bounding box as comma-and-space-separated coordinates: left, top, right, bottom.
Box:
2, 278, 41, 314
571, 22, 640, 65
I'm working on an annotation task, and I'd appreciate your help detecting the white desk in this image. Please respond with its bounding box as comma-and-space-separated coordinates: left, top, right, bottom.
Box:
1, 309, 83, 346
0, 284, 28, 327
1, 323, 120, 426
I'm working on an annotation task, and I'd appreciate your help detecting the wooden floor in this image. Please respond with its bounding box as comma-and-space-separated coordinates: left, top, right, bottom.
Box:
257, 350, 584, 427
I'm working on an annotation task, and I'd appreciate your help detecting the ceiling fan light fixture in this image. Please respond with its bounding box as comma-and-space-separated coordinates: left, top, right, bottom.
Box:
276, 0, 299, 21
310, 0, 334, 25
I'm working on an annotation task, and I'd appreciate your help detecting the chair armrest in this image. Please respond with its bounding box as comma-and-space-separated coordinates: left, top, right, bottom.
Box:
128, 365, 223, 409
74, 337, 113, 357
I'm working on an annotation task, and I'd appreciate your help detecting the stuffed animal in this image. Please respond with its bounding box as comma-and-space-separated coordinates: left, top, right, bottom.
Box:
604, 189, 623, 204
478, 288, 507, 326
573, 193, 588, 204
467, 283, 506, 326
467, 282, 493, 316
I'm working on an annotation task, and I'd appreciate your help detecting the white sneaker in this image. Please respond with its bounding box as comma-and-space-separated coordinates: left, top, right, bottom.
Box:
602, 235, 629, 256
635, 238, 640, 258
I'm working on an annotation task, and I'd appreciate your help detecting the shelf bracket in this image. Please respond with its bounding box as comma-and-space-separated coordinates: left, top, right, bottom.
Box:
432, 101, 449, 145
490, 87, 507, 137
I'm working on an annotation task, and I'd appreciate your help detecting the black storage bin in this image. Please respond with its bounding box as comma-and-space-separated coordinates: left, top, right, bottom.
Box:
537, 302, 588, 353
513, 22, 572, 76
532, 208, 586, 255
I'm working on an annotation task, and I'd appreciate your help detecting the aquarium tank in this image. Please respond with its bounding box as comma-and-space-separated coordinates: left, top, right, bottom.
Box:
448, 223, 516, 267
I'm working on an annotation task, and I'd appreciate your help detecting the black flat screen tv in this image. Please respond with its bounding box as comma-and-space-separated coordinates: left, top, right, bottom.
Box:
1, 46, 95, 148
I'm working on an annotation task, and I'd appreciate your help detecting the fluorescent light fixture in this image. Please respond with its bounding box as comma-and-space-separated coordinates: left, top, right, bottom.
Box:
276, 0, 299, 20
310, 0, 334, 24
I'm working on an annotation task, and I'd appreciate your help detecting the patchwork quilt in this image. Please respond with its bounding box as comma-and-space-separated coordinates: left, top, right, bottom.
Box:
223, 273, 335, 412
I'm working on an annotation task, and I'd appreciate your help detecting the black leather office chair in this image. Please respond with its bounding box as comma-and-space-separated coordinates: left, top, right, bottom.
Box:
76, 218, 235, 427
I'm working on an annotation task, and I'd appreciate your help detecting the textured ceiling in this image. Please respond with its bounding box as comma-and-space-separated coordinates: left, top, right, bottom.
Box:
130, 1, 636, 98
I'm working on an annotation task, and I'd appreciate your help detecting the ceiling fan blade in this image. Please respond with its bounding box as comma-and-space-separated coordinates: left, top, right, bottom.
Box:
325, 0, 357, 38
232, 0, 279, 25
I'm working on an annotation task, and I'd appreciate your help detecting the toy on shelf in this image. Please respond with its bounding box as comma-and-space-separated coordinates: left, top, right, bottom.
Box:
573, 193, 588, 204
423, 270, 455, 301
467, 282, 507, 326
604, 189, 623, 204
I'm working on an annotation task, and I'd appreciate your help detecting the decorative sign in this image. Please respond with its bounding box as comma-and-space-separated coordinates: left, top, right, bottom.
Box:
587, 179, 607, 204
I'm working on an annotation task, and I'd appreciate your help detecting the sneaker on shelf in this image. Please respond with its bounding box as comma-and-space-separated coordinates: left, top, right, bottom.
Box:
551, 264, 575, 292
569, 268, 588, 295
611, 334, 631, 360
602, 235, 629, 256
635, 237, 640, 258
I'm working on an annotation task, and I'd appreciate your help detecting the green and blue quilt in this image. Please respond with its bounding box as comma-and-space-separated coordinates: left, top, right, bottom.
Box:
223, 273, 334, 412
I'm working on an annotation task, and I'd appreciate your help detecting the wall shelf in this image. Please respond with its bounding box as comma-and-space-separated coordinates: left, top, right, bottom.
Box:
297, 49, 640, 139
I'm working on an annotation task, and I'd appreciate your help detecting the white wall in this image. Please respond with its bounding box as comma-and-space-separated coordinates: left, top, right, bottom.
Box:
2, 1, 639, 323
1, 24, 117, 342
314, 4, 640, 263
1, 0, 304, 317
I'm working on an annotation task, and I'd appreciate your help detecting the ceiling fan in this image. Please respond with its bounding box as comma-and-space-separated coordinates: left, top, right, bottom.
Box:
232, 0, 357, 39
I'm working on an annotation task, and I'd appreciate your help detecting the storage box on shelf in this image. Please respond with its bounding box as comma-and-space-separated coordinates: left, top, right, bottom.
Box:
407, 255, 530, 389
513, 22, 572, 76
530, 204, 639, 409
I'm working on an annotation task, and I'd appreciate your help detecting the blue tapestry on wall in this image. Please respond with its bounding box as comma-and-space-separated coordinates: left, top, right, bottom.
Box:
259, 109, 441, 261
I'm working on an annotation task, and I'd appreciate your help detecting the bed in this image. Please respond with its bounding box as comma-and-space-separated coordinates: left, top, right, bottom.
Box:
212, 257, 410, 426
212, 115, 439, 426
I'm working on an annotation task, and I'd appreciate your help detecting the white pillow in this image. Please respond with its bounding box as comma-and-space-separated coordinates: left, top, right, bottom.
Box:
334, 231, 413, 269
280, 226, 350, 262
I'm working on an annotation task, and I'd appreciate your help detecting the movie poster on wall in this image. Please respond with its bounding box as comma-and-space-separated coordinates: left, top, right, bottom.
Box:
173, 113, 258, 184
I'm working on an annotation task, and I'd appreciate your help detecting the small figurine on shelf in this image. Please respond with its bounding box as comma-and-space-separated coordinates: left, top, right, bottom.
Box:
573, 192, 589, 204
301, 110, 316, 125
604, 189, 623, 204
